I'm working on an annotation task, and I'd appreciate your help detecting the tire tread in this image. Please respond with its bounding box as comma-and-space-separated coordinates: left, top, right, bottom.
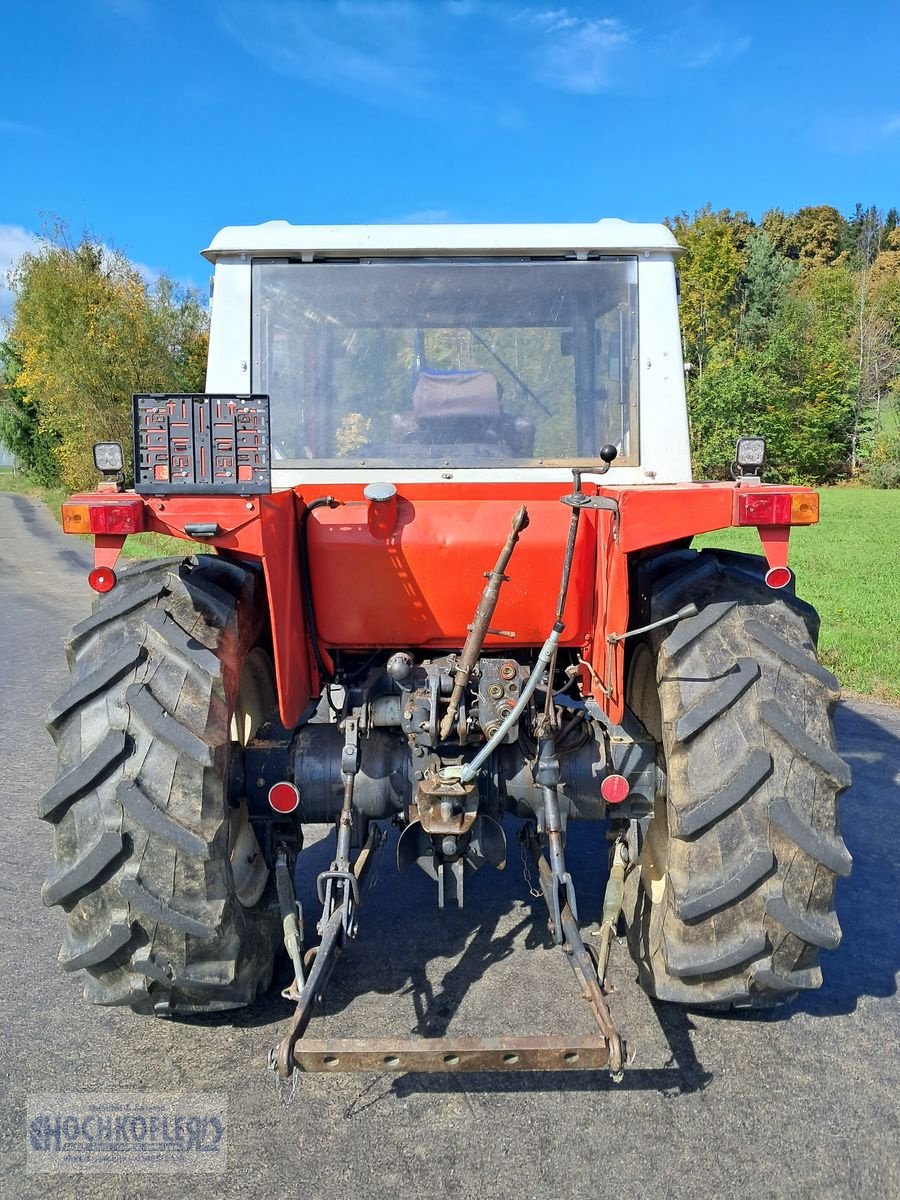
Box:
43, 555, 277, 1014
624, 548, 850, 1009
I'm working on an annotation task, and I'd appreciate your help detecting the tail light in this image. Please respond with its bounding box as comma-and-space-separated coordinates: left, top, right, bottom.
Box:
735, 491, 819, 526
268, 782, 300, 814
600, 774, 630, 804
62, 498, 146, 536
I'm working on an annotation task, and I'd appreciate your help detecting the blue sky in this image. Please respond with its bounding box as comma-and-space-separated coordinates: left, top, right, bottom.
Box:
2, 0, 899, 313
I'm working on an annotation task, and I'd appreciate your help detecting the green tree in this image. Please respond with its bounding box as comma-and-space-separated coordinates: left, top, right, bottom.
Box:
7, 225, 208, 490
882, 207, 899, 250
854, 241, 900, 470
781, 265, 858, 479
0, 341, 62, 484
737, 229, 796, 350
842, 203, 881, 268
667, 207, 746, 379
689, 265, 857, 484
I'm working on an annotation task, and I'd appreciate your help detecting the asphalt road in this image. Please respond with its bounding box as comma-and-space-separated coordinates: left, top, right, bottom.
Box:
1, 492, 897, 1200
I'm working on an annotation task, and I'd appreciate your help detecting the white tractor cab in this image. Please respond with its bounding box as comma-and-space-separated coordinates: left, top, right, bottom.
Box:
202, 219, 690, 487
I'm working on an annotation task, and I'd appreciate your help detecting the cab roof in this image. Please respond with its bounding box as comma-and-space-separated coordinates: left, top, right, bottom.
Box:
202, 218, 681, 263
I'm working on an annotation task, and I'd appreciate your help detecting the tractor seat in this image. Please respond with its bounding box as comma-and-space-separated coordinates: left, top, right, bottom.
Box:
390, 369, 535, 457
411, 369, 502, 421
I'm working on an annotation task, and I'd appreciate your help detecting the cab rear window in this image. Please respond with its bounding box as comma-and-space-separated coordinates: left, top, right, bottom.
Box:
251, 257, 639, 468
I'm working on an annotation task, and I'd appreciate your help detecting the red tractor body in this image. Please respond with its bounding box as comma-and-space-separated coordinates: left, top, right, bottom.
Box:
65, 478, 818, 727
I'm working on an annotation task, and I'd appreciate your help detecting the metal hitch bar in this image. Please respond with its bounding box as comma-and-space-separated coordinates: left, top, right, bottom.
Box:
290, 1035, 611, 1074
269, 820, 629, 1082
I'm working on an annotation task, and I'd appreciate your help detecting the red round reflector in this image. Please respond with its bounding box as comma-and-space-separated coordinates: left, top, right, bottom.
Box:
88, 567, 117, 593
600, 774, 630, 805
268, 781, 300, 814
765, 566, 793, 590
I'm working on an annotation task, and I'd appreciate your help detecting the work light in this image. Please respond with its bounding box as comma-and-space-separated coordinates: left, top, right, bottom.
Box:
731, 436, 766, 479
92, 441, 124, 475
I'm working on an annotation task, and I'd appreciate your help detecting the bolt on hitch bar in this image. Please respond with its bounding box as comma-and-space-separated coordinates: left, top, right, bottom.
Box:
268, 819, 630, 1082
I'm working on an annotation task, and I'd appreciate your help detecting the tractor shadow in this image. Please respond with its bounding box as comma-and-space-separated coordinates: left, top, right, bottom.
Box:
212, 700, 898, 1095
227, 817, 715, 1098
289, 816, 549, 1018
770, 701, 899, 1020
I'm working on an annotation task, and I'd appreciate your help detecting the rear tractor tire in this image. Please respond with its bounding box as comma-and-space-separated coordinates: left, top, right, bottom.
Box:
623, 549, 852, 1008
41, 555, 281, 1015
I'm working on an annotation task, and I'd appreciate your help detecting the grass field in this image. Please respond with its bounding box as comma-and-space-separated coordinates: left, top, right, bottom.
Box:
2, 470, 897, 702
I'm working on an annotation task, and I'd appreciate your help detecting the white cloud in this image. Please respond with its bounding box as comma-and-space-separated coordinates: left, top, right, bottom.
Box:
216, 3, 750, 110
533, 15, 630, 94
138, 262, 162, 287
819, 111, 900, 155
530, 9, 582, 34
100, 0, 152, 24
0, 224, 41, 320
528, 9, 753, 95
98, 245, 161, 289
219, 1, 435, 105
682, 35, 752, 70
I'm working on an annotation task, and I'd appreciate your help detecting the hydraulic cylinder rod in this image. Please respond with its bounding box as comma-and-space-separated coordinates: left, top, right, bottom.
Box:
439, 505, 529, 741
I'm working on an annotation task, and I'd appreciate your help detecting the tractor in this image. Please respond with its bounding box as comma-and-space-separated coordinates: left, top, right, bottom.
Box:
43, 219, 851, 1080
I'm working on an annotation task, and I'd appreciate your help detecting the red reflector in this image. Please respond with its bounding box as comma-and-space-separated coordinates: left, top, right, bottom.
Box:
600, 774, 630, 805
736, 492, 793, 526
765, 566, 793, 590
268, 781, 300, 814
88, 567, 117, 593
87, 499, 145, 535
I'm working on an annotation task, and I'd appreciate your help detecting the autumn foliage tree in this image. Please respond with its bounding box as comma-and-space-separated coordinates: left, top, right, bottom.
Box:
673, 203, 900, 484
4, 226, 208, 490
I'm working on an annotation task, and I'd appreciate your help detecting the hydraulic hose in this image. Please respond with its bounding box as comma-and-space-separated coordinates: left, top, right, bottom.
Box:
300, 496, 341, 684
455, 623, 564, 784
